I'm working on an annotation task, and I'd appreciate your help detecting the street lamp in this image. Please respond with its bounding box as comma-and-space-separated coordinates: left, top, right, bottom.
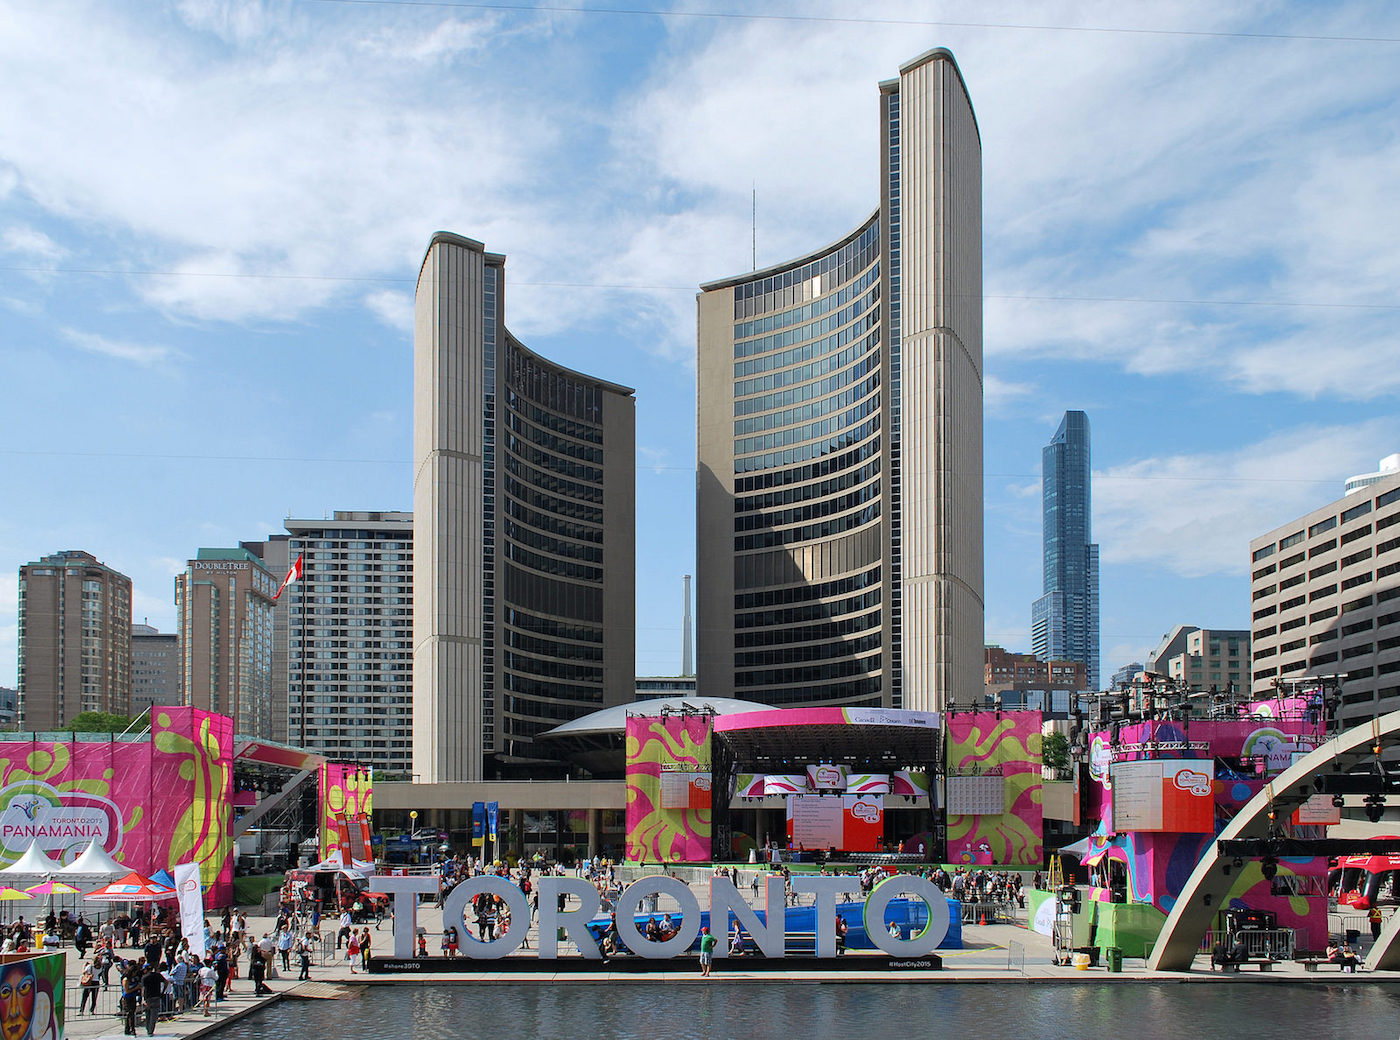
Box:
409, 809, 418, 838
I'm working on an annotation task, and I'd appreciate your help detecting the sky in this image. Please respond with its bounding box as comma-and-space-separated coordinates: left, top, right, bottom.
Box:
3, 0, 1400, 690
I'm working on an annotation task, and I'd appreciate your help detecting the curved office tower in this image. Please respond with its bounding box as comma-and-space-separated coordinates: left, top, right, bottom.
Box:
414, 233, 636, 782
697, 49, 983, 711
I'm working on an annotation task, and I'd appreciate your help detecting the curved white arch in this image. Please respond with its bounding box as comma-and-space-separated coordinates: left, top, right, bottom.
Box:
1148, 711, 1400, 972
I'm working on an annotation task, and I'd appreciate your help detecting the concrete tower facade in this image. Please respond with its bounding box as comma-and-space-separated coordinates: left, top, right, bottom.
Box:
697, 49, 983, 710
414, 233, 635, 782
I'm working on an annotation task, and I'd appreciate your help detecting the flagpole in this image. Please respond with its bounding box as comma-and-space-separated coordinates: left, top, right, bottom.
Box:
299, 559, 308, 750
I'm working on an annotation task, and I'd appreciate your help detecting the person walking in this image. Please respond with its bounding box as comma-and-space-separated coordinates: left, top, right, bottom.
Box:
78, 960, 100, 1015
698, 926, 717, 978
198, 959, 216, 1017
297, 936, 312, 980
346, 930, 361, 974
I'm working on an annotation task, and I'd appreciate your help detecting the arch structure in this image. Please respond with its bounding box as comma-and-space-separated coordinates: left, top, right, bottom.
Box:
1148, 711, 1400, 972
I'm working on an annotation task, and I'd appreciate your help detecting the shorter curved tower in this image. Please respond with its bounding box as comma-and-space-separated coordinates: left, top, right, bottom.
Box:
414, 233, 635, 782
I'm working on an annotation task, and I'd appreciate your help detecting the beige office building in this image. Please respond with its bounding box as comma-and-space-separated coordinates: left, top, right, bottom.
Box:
1249, 470, 1400, 727
17, 550, 132, 728
175, 548, 277, 737
414, 232, 636, 783
697, 49, 983, 710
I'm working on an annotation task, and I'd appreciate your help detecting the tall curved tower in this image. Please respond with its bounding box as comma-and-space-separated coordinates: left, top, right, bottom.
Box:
697, 49, 983, 710
414, 233, 636, 782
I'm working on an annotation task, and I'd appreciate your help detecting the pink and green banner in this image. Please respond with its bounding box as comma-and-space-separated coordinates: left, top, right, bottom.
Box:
0, 707, 234, 905
319, 764, 373, 861
625, 715, 712, 863
945, 711, 1043, 866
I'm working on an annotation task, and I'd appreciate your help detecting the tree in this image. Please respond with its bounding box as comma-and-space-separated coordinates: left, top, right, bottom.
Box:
1041, 731, 1071, 778
63, 711, 136, 732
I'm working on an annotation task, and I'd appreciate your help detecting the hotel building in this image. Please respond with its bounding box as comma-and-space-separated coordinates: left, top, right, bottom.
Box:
696, 48, 983, 711
1249, 468, 1400, 728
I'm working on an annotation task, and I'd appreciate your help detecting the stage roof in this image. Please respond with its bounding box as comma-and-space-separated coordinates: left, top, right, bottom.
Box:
713, 707, 941, 768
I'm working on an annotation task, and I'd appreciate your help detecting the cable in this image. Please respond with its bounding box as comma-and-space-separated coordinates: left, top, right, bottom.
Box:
3, 265, 1395, 312
295, 1, 1400, 46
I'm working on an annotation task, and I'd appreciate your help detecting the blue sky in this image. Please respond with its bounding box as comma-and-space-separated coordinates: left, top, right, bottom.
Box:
3, 1, 1400, 689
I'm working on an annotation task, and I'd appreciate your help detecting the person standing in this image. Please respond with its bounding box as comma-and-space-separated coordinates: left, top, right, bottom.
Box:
346, 930, 361, 974
120, 963, 141, 1036
1370, 905, 1384, 941
359, 928, 372, 972
249, 945, 272, 996
140, 963, 164, 1035
698, 926, 717, 978
297, 935, 312, 980
74, 917, 92, 960
199, 959, 216, 1016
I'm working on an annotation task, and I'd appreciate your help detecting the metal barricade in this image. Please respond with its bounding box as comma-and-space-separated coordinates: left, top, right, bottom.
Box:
1006, 939, 1026, 974
1201, 927, 1295, 960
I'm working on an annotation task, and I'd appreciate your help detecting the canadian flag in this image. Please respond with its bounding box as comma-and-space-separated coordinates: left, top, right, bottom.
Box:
273, 552, 304, 601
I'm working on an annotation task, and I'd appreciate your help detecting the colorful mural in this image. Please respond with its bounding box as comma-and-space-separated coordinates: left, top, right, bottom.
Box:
0, 951, 63, 1040
319, 764, 374, 861
945, 712, 1043, 866
0, 707, 234, 906
624, 715, 712, 863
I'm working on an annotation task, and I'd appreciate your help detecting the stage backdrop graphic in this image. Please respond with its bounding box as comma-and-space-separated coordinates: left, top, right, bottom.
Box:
625, 715, 712, 863
945, 712, 1043, 866
0, 707, 234, 905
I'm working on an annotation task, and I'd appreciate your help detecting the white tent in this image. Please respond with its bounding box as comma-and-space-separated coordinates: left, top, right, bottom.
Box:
57, 838, 126, 880
0, 842, 61, 880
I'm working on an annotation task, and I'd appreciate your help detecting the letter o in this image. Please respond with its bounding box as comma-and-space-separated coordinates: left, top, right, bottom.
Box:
614, 875, 701, 959
864, 875, 949, 957
441, 875, 530, 960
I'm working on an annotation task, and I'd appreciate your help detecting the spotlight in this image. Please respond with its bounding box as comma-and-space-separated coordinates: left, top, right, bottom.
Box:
1261, 855, 1279, 882
1365, 794, 1386, 824
1231, 857, 1244, 870
1332, 795, 1346, 809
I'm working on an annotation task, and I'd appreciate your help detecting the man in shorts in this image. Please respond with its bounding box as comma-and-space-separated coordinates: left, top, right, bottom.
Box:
698, 926, 717, 977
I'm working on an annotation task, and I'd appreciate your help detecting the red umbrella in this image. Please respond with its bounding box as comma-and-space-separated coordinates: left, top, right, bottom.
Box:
82, 871, 177, 902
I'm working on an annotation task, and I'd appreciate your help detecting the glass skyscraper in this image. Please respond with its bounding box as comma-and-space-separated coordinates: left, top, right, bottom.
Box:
697, 49, 983, 710
1031, 411, 1100, 691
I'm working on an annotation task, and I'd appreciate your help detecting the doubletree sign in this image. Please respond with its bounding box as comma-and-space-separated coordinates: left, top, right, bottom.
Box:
372, 873, 951, 960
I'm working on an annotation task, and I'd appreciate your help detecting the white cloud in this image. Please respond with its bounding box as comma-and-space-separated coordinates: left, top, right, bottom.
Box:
1095, 419, 1400, 578
62, 328, 174, 366
2, 226, 65, 261
363, 289, 413, 334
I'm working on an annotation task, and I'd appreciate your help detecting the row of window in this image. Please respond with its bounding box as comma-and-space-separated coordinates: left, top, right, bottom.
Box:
734, 307, 878, 379
1253, 487, 1400, 561
732, 244, 879, 336
736, 371, 881, 437
735, 503, 880, 553
736, 457, 880, 516
504, 346, 604, 424
734, 279, 878, 360
735, 477, 880, 533
730, 219, 879, 319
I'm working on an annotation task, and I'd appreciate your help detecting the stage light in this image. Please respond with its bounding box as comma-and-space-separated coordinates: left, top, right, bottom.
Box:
1332, 795, 1346, 808
1231, 857, 1244, 870
1260, 855, 1278, 882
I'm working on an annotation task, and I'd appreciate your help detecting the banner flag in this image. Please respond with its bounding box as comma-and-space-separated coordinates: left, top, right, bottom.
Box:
486, 802, 499, 843
472, 802, 486, 846
273, 553, 304, 601
175, 861, 206, 959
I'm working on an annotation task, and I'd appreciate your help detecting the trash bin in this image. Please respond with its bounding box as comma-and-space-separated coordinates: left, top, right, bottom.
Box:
1105, 946, 1123, 973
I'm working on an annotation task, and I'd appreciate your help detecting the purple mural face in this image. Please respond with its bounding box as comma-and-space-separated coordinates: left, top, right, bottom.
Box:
945, 712, 1042, 867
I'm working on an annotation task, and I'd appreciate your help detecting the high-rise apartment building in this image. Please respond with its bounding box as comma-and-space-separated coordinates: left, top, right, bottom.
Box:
1032, 411, 1100, 691
130, 623, 179, 717
174, 548, 277, 737
17, 550, 132, 728
1249, 471, 1400, 728
284, 511, 413, 774
241, 535, 291, 744
414, 233, 636, 782
696, 49, 983, 711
